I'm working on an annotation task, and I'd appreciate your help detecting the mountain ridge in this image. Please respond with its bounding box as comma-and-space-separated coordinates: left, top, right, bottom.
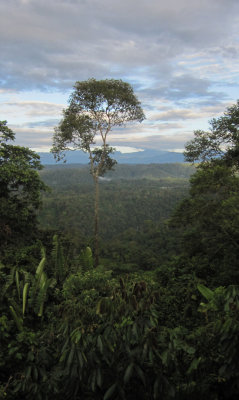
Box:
38, 149, 185, 165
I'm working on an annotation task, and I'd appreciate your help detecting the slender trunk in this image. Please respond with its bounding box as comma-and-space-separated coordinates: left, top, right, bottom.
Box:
94, 174, 100, 266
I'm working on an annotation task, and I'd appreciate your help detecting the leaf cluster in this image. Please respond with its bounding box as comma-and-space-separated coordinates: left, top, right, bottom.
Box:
0, 122, 47, 251
184, 100, 239, 168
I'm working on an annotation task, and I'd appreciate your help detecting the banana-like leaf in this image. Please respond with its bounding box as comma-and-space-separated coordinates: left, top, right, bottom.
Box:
36, 248, 46, 279
38, 303, 44, 317
124, 362, 134, 384
15, 270, 20, 300
197, 284, 214, 301
96, 368, 102, 388
153, 378, 159, 399
187, 357, 202, 375
97, 335, 103, 353
22, 282, 30, 316
31, 247, 47, 303
33, 366, 38, 381
135, 365, 146, 386
103, 383, 117, 400
39, 271, 47, 287
9, 305, 23, 331
37, 278, 51, 317
96, 297, 112, 315
66, 345, 75, 370
26, 366, 32, 379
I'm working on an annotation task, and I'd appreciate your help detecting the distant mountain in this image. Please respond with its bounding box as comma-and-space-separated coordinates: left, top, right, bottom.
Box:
114, 149, 185, 164
38, 149, 185, 165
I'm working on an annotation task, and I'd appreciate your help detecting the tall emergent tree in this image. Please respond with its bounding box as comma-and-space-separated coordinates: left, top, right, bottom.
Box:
52, 78, 145, 265
0, 121, 47, 254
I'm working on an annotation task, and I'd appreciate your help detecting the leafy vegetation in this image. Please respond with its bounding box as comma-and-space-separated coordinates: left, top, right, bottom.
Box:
0, 121, 47, 257
1, 102, 239, 399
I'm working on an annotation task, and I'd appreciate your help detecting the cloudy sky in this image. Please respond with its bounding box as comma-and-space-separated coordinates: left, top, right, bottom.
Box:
1, 0, 239, 154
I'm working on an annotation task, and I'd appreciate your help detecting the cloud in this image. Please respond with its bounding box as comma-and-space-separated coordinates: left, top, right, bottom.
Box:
0, 0, 239, 153
27, 119, 60, 128
148, 102, 232, 122
1, 0, 239, 92
1, 101, 64, 117
10, 124, 54, 150
149, 109, 199, 121
110, 131, 194, 152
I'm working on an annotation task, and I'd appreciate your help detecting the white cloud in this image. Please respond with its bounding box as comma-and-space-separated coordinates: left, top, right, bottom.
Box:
0, 0, 239, 153
3, 101, 64, 117
114, 146, 144, 153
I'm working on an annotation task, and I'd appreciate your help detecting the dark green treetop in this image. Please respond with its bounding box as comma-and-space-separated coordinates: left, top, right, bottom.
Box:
52, 78, 145, 172
0, 121, 47, 250
184, 100, 239, 167
173, 102, 239, 286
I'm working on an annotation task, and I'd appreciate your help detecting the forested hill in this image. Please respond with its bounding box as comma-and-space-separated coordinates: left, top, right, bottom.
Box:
40, 162, 195, 187
38, 163, 194, 245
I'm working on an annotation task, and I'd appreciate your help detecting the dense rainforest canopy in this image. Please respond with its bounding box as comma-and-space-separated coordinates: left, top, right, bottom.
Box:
0, 121, 47, 257
0, 102, 239, 399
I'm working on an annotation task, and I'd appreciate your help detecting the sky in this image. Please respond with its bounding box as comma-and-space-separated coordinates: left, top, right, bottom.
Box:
0, 0, 239, 154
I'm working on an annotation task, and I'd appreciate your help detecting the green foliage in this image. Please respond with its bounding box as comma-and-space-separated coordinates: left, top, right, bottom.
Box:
40, 163, 194, 187
1, 237, 239, 399
0, 249, 59, 399
196, 285, 239, 399
38, 170, 188, 247
2, 100, 239, 400
0, 120, 15, 142
197, 284, 214, 302
171, 163, 239, 286
59, 272, 174, 399
6, 328, 59, 400
184, 100, 239, 168
0, 121, 47, 253
1, 245, 55, 337
78, 246, 94, 272
52, 78, 145, 162
51, 234, 67, 283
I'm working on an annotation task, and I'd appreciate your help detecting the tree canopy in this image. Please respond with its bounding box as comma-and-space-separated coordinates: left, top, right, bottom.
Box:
0, 121, 47, 251
184, 100, 239, 167
52, 78, 145, 170
172, 101, 239, 286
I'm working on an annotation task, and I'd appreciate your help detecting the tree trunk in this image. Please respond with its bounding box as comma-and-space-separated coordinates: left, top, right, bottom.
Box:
94, 174, 100, 266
